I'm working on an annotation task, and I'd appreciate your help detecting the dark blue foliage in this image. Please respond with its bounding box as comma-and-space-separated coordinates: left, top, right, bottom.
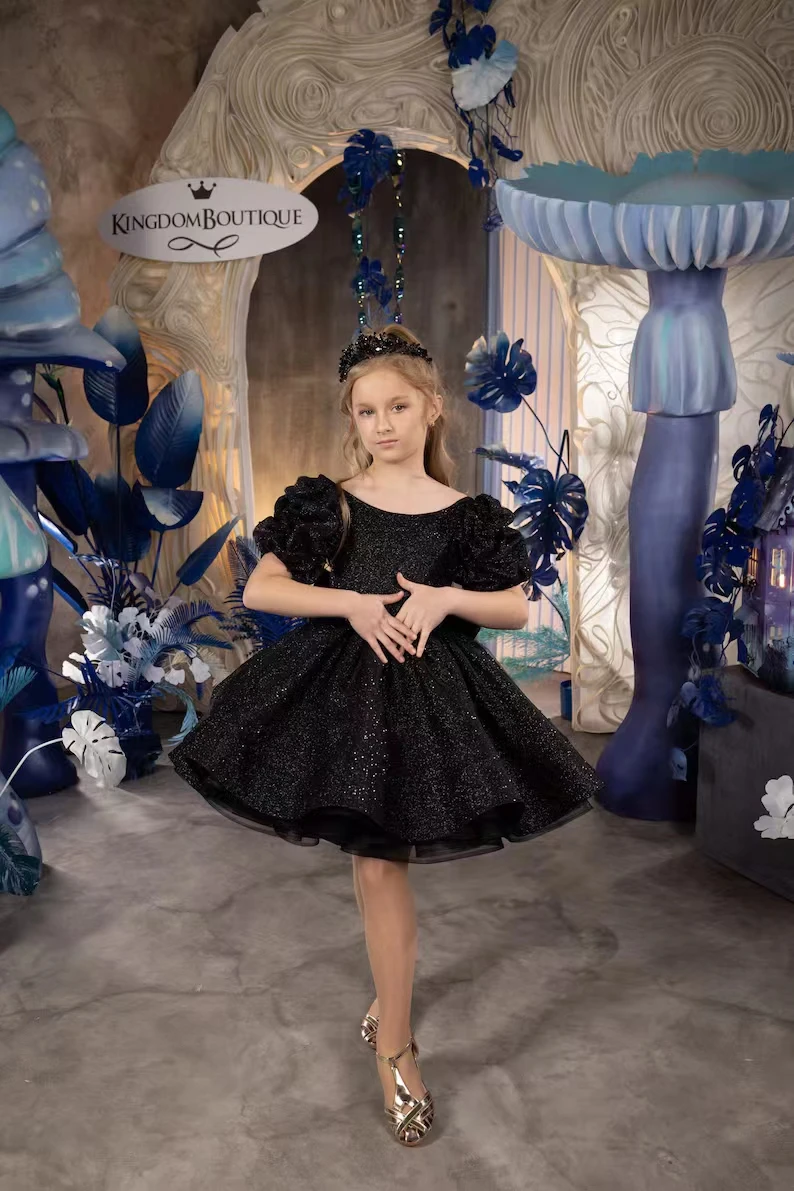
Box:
134, 370, 204, 488
36, 460, 100, 537
0, 825, 42, 896
465, 332, 537, 412
429, 1, 453, 38
224, 536, 305, 649
511, 468, 589, 558
467, 156, 489, 188
51, 567, 88, 614
696, 510, 753, 596
22, 658, 140, 725
527, 555, 559, 600
472, 445, 545, 473
678, 675, 736, 727
83, 307, 149, 426
339, 130, 395, 212
669, 747, 688, 781
351, 257, 393, 309
727, 470, 765, 529
676, 382, 791, 735
175, 516, 242, 589
428, 1, 518, 215
491, 134, 522, 162
92, 472, 152, 562
681, 596, 743, 646
132, 482, 204, 532
448, 22, 495, 67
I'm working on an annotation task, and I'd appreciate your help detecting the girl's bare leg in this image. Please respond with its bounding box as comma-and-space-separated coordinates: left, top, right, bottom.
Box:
352, 860, 379, 1020
353, 854, 427, 1106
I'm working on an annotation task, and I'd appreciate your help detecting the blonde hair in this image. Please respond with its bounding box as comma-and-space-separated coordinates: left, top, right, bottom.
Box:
330, 324, 457, 562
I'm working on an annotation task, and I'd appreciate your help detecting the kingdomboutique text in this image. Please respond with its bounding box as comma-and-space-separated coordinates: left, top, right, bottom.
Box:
111, 208, 304, 235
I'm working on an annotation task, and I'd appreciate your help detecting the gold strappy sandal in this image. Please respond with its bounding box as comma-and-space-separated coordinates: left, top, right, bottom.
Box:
361, 1009, 420, 1057
375, 1036, 435, 1146
360, 1011, 379, 1049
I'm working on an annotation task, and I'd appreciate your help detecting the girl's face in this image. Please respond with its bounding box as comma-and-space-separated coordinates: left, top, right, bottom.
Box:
350, 366, 439, 462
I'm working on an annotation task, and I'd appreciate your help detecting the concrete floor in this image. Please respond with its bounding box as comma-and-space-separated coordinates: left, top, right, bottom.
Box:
1, 676, 793, 1191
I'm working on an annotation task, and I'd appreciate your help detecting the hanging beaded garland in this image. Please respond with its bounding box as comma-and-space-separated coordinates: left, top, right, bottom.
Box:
339, 129, 407, 332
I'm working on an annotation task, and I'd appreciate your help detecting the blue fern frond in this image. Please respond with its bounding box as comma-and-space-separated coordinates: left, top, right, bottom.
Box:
0, 665, 36, 713
0, 825, 42, 896
156, 680, 199, 743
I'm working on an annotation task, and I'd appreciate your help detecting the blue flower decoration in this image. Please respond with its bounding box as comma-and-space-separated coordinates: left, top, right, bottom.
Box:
351, 257, 392, 309
452, 39, 518, 109
465, 332, 537, 412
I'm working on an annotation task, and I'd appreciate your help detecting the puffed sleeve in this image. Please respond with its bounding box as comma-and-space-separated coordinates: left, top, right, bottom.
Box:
252, 473, 343, 585
455, 493, 533, 591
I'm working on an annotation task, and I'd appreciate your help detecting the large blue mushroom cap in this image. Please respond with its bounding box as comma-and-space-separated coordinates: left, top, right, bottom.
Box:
0, 105, 125, 369
496, 149, 794, 272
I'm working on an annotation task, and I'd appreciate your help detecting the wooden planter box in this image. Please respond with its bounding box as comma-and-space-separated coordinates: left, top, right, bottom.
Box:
697, 666, 794, 903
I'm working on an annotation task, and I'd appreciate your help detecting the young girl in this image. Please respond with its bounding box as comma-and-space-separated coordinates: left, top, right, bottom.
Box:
170, 325, 602, 1146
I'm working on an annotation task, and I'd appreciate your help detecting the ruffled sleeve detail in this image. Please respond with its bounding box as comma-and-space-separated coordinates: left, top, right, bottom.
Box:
252, 474, 343, 585
455, 493, 533, 591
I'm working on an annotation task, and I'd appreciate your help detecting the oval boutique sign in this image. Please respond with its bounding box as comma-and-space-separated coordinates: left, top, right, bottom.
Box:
98, 177, 318, 262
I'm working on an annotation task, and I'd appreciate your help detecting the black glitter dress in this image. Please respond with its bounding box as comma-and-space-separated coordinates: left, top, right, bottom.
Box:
170, 474, 601, 862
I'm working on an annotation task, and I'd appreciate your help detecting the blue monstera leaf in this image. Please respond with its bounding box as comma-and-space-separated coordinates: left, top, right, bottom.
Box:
727, 470, 765, 529
465, 332, 537, 412
678, 675, 735, 727
681, 596, 744, 646
527, 553, 559, 599
339, 130, 395, 209
510, 467, 589, 558
83, 306, 149, 426
448, 21, 495, 67
134, 371, 204, 488
697, 509, 752, 595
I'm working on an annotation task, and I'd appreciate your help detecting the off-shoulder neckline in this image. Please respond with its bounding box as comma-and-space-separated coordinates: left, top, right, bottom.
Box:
341, 487, 473, 518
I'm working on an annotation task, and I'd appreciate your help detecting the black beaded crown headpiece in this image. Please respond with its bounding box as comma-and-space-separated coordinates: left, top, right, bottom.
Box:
338, 332, 433, 382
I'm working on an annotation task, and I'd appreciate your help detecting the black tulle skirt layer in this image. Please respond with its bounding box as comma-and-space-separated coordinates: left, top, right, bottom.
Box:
169, 617, 600, 863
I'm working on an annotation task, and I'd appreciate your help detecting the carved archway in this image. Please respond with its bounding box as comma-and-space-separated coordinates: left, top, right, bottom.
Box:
111, 0, 794, 731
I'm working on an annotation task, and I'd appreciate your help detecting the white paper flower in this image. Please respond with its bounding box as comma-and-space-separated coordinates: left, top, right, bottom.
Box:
753, 775, 794, 839
117, 606, 140, 630
164, 667, 185, 685
189, 656, 212, 683
79, 604, 124, 660
94, 658, 126, 689
143, 662, 165, 684
62, 651, 87, 684
62, 710, 126, 788
451, 40, 518, 111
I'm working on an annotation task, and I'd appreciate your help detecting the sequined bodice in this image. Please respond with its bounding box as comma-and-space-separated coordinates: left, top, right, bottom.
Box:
326, 492, 479, 639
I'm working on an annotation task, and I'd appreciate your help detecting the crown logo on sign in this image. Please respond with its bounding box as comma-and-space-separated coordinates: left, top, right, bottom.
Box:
188, 181, 216, 200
